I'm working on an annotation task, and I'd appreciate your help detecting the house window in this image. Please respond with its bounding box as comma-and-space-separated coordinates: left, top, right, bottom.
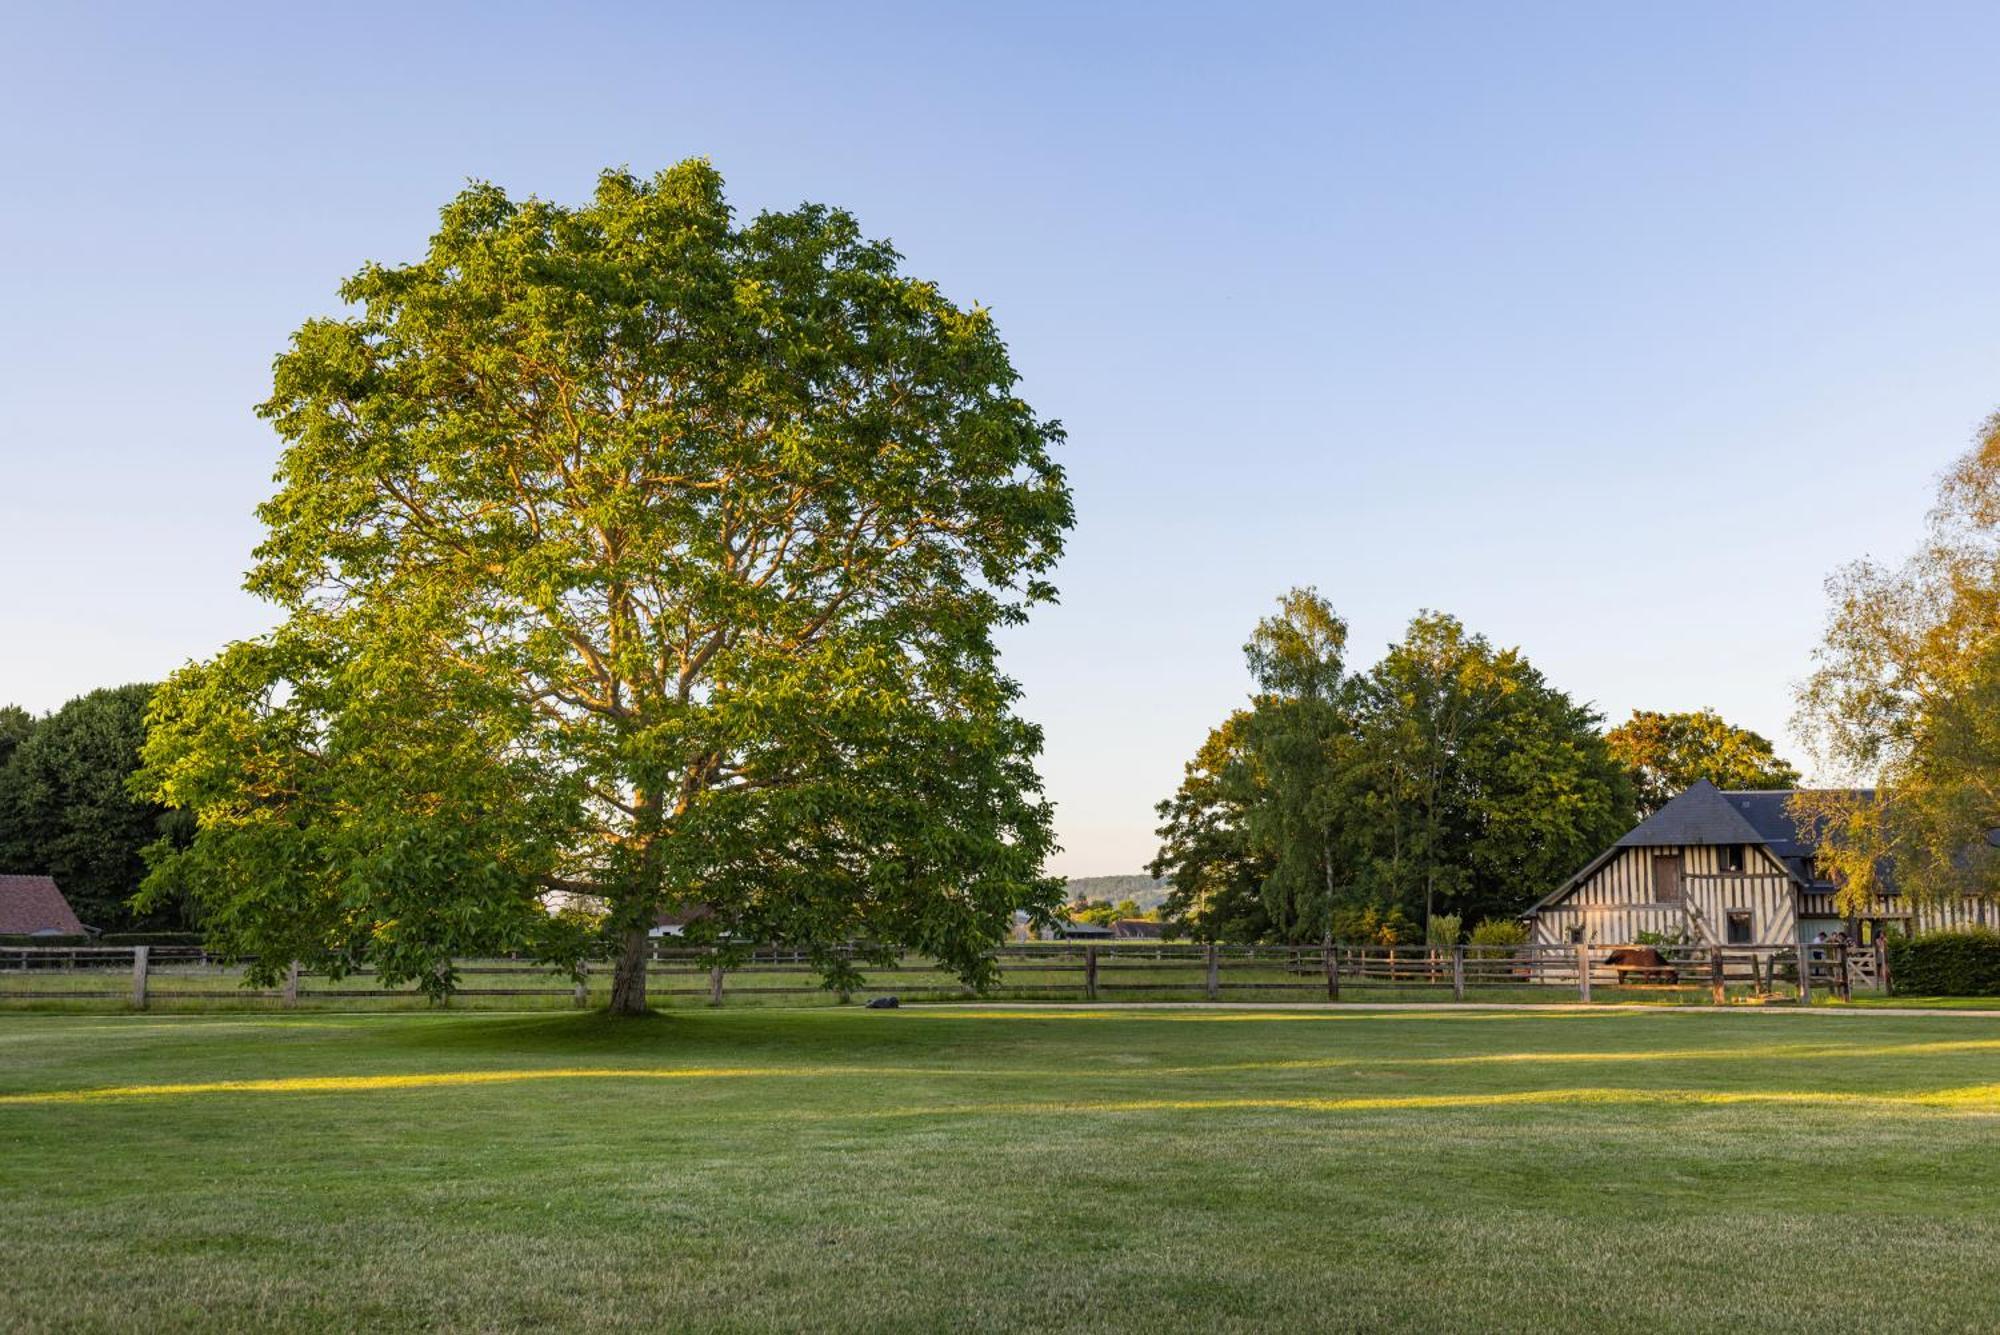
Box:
1718, 844, 1744, 873
1801, 857, 1819, 883
1567, 925, 1585, 945
1726, 911, 1753, 945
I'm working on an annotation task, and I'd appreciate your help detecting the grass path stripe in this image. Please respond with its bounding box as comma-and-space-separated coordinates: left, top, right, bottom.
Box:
823, 1084, 2000, 1119
11, 1050, 2000, 1108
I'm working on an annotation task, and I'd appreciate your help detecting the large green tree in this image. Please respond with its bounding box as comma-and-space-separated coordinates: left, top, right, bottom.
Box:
0, 705, 34, 771
1237, 588, 1360, 941
1150, 710, 1276, 942
1794, 411, 2000, 914
0, 685, 194, 931
1356, 613, 1632, 928
135, 163, 1073, 1012
1604, 708, 1800, 816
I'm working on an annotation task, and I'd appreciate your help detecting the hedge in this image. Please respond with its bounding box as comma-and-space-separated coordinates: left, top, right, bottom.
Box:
0, 932, 207, 949
1887, 929, 2000, 996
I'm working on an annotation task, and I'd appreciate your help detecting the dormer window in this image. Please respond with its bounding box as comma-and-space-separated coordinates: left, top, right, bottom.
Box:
1718, 843, 1745, 873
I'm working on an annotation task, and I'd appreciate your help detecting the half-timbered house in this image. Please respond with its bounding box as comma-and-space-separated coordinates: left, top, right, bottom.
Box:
1523, 779, 1995, 948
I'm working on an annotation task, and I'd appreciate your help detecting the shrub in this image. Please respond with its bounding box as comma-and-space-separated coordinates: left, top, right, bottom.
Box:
1886, 929, 2000, 996
1468, 918, 1528, 948
1328, 905, 1416, 946
1425, 914, 1462, 947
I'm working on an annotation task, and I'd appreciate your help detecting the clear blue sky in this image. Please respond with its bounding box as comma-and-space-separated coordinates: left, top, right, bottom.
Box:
4, 3, 1998, 876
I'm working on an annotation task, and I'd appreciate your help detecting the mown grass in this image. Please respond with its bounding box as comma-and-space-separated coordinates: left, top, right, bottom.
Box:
5, 1007, 2000, 1331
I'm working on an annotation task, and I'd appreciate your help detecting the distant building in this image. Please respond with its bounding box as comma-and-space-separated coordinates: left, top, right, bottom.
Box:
650, 906, 714, 938
0, 875, 87, 936
1111, 919, 1163, 940
1045, 918, 1116, 940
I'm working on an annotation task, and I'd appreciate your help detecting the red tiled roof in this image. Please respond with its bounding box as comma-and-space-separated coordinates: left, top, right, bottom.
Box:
0, 875, 86, 934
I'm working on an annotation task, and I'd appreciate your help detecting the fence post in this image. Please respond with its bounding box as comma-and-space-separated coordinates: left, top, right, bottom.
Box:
130, 945, 149, 1010
573, 961, 589, 1009
1576, 943, 1591, 1002
1084, 944, 1098, 1001
1877, 938, 1891, 995
1204, 943, 1219, 1001
1709, 947, 1725, 1005
1837, 944, 1852, 1002
1325, 944, 1340, 1001
708, 963, 725, 1007
284, 960, 300, 1009
1797, 945, 1813, 1005
1451, 944, 1465, 1002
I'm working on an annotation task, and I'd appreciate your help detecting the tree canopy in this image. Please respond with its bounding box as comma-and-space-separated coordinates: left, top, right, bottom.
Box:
1604, 708, 1800, 816
135, 162, 1073, 1010
0, 685, 194, 932
1152, 593, 1633, 942
1794, 410, 2000, 914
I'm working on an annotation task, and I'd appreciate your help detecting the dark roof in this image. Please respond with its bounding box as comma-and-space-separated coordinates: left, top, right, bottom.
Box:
0, 875, 86, 935
1112, 919, 1163, 938
1721, 789, 1873, 862
1614, 780, 1767, 850
1052, 919, 1116, 937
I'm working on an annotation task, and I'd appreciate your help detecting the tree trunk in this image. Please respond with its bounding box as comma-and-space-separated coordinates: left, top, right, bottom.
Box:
608, 925, 652, 1016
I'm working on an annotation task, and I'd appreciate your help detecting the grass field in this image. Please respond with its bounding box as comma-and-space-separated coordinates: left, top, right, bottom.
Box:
7, 1007, 2000, 1331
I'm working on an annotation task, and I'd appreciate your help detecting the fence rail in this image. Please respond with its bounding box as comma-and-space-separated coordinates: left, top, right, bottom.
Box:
0, 939, 1890, 1011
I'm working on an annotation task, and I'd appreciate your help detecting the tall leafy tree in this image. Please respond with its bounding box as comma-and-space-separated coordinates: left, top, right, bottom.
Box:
1358, 613, 1630, 927
1150, 711, 1275, 942
1795, 410, 2000, 914
135, 163, 1073, 1012
1605, 708, 1800, 815
0, 705, 35, 771
0, 685, 194, 931
1238, 588, 1357, 940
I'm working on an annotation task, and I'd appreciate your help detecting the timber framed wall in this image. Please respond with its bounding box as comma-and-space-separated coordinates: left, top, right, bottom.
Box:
1530, 844, 1796, 947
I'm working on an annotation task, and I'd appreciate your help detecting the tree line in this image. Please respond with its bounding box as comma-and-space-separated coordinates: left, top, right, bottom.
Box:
0, 685, 195, 933
1148, 593, 1798, 944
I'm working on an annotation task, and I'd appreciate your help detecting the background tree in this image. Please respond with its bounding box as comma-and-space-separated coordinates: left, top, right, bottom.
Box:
0, 705, 35, 771
1795, 411, 2000, 914
1237, 588, 1358, 941
1151, 710, 1275, 941
1605, 708, 1801, 816
0, 685, 195, 931
135, 163, 1073, 1012
1356, 613, 1631, 928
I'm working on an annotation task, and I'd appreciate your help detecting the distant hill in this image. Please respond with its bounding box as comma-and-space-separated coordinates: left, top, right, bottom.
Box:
1063, 875, 1171, 911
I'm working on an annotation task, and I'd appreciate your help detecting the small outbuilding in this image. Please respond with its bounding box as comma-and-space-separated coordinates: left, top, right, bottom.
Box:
1111, 918, 1163, 940
0, 874, 87, 936
1045, 918, 1116, 940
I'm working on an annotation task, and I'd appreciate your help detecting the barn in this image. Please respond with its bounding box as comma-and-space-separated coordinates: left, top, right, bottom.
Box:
1522, 780, 1994, 949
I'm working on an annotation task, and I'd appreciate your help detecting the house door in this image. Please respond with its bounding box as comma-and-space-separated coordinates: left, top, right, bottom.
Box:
1651, 854, 1683, 904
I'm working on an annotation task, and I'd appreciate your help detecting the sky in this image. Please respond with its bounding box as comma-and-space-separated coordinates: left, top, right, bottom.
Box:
3, 3, 1999, 877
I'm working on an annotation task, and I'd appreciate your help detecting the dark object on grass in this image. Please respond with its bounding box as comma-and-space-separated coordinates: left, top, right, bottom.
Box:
1603, 946, 1678, 984
865, 996, 901, 1009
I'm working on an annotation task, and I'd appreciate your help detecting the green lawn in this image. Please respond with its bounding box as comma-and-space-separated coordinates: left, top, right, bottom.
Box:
6, 1007, 2000, 1331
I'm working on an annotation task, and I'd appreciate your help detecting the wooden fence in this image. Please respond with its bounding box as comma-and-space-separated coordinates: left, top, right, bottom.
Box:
0, 939, 1888, 1010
